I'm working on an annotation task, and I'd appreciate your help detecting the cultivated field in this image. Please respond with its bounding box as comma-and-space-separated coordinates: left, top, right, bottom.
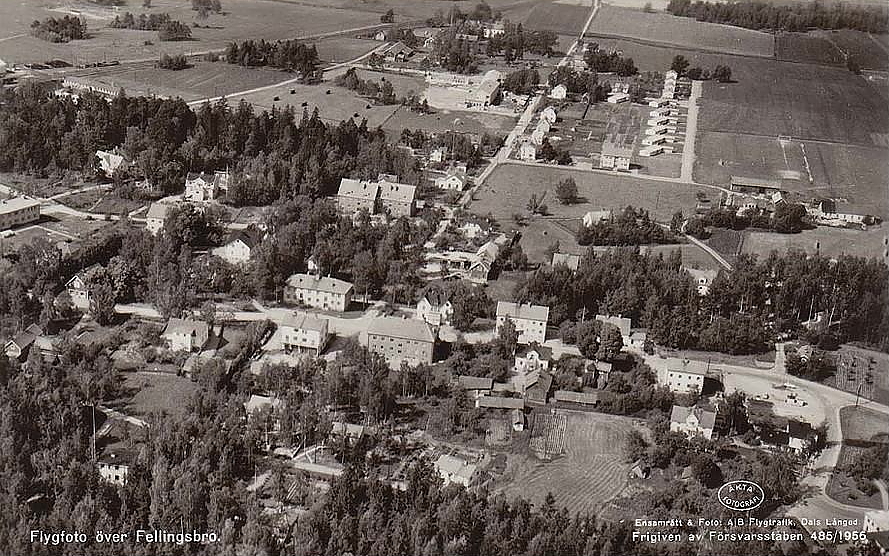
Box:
0, 0, 381, 65
315, 37, 381, 65
496, 410, 637, 515
586, 5, 775, 57
693, 131, 889, 218
832, 348, 889, 406
812, 30, 889, 71
840, 405, 889, 443
520, 3, 593, 35
740, 227, 889, 262
698, 59, 889, 146
776, 33, 846, 67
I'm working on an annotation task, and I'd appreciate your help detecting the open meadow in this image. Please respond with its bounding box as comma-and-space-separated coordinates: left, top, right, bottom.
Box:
519, 3, 593, 35
740, 227, 889, 262
587, 5, 775, 57
0, 0, 381, 65
495, 410, 637, 515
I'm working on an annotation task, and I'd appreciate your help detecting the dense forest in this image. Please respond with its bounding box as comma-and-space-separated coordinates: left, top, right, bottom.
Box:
224, 39, 320, 79
667, 0, 889, 33
515, 248, 889, 354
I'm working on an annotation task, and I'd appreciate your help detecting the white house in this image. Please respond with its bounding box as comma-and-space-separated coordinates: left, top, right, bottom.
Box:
514, 345, 551, 374
184, 170, 229, 202
434, 167, 468, 191
145, 202, 171, 235
685, 267, 717, 296
162, 318, 210, 352
530, 127, 546, 145
519, 142, 536, 161
430, 147, 447, 163
211, 230, 262, 265
495, 302, 549, 345
65, 266, 101, 310
96, 150, 127, 178
279, 312, 329, 355
416, 285, 453, 327
600, 142, 633, 171
549, 84, 567, 100
97, 450, 134, 486
283, 274, 354, 312
663, 368, 705, 394
670, 405, 718, 440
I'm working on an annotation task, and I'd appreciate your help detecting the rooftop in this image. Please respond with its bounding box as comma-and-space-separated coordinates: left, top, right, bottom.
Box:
477, 395, 524, 409
378, 180, 417, 204
670, 404, 717, 429
551, 252, 581, 270
280, 312, 327, 333
457, 375, 493, 391
496, 301, 550, 322
0, 197, 41, 214
337, 178, 380, 201
367, 317, 435, 343
285, 273, 353, 295
435, 454, 477, 482
145, 202, 171, 220
163, 318, 209, 338
421, 284, 451, 307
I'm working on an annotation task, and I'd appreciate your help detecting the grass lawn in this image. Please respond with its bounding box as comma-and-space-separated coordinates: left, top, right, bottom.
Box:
315, 37, 380, 64
381, 106, 517, 138
826, 446, 886, 509
739, 227, 889, 263
587, 5, 775, 57
61, 189, 144, 215
119, 371, 200, 420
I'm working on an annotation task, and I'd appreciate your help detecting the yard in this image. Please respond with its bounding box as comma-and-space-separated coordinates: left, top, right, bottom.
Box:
826, 445, 886, 509
839, 405, 889, 443
117, 371, 200, 420
495, 410, 639, 515
586, 5, 775, 57
60, 189, 144, 216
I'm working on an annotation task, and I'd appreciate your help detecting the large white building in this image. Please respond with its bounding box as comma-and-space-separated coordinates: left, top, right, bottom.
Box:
663, 368, 706, 394
279, 312, 329, 355
283, 274, 354, 312
495, 302, 549, 345
465, 70, 501, 109
0, 197, 40, 231
211, 230, 262, 265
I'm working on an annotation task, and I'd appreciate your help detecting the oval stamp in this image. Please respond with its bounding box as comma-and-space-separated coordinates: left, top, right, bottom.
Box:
717, 480, 765, 511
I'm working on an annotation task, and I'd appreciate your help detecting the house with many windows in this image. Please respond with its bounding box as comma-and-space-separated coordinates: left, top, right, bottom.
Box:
496, 302, 549, 345
279, 312, 329, 355
365, 317, 436, 366
416, 285, 453, 327
283, 274, 354, 312
0, 197, 40, 231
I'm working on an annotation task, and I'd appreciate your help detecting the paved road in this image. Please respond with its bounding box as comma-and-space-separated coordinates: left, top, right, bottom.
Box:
680, 80, 702, 183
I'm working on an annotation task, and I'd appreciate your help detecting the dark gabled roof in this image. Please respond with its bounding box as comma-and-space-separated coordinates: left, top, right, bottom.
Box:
525, 371, 552, 402
786, 419, 814, 439
515, 344, 553, 361
458, 375, 493, 390
224, 229, 263, 249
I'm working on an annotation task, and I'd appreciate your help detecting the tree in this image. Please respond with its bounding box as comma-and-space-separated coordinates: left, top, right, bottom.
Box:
143, 0, 152, 6
575, 320, 600, 359
555, 177, 578, 205
623, 429, 647, 462
670, 210, 684, 233
671, 55, 690, 76
496, 318, 518, 359
596, 323, 624, 361
88, 268, 117, 325
712, 64, 732, 83
381, 9, 395, 23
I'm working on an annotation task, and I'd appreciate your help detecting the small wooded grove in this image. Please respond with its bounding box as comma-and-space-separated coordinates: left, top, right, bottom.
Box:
224, 39, 320, 78
30, 16, 87, 43
667, 0, 889, 33
515, 248, 889, 354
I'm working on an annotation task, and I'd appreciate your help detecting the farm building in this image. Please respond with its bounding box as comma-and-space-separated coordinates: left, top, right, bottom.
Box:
481, 21, 505, 38
465, 70, 502, 109
583, 210, 613, 227
330, 422, 375, 445
145, 202, 172, 235
551, 252, 581, 271
600, 142, 633, 170
279, 312, 329, 355
553, 390, 612, 407
476, 395, 525, 410
283, 274, 353, 312
496, 302, 549, 345
457, 375, 493, 399
416, 284, 454, 327
730, 176, 783, 195
549, 84, 567, 100
670, 405, 718, 440
639, 145, 670, 157
809, 199, 874, 226
365, 317, 436, 366
0, 197, 40, 231
523, 370, 553, 405
648, 98, 669, 108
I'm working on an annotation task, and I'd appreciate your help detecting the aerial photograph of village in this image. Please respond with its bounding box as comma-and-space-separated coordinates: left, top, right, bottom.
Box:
0, 0, 887, 555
